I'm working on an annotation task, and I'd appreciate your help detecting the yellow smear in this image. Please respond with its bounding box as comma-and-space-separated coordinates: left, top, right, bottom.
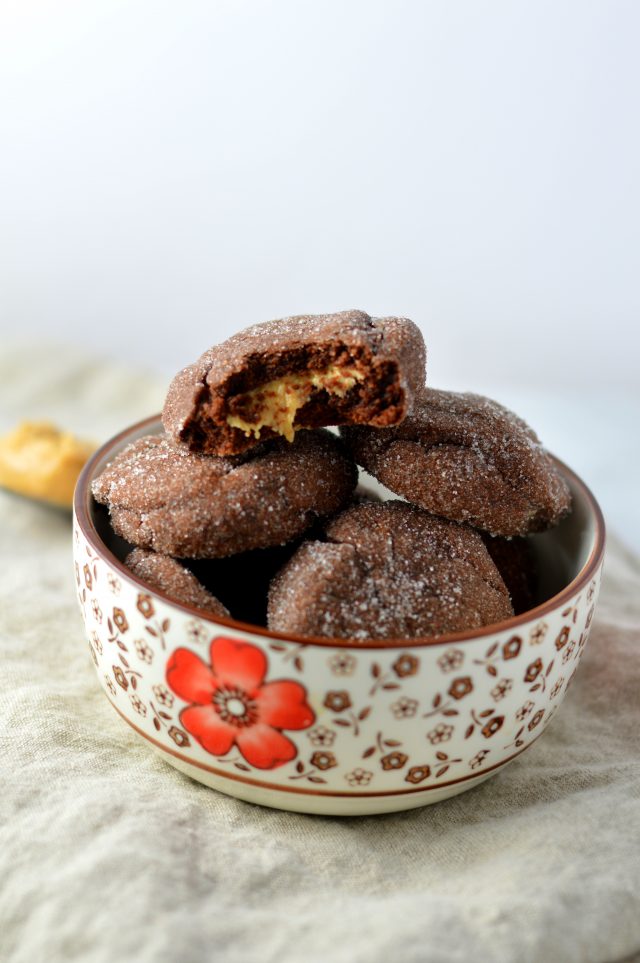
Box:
0, 421, 96, 508
227, 364, 364, 442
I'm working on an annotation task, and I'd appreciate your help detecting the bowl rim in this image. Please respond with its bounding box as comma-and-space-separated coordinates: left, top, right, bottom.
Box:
74, 414, 606, 650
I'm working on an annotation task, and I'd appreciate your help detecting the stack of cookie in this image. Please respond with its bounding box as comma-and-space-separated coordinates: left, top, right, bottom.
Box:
92, 310, 571, 640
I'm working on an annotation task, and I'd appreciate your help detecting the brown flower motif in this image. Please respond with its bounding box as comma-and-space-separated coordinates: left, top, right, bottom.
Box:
515, 700, 534, 721
448, 676, 473, 700
427, 723, 453, 745
113, 665, 128, 690
107, 572, 121, 594
113, 608, 129, 634
152, 684, 174, 707
83, 563, 93, 591
137, 594, 155, 619
90, 630, 103, 655
91, 600, 103, 623
307, 725, 336, 747
168, 726, 191, 748
405, 765, 431, 784
562, 641, 576, 664
393, 654, 419, 678
585, 606, 594, 629
324, 690, 351, 712
134, 638, 154, 664
555, 626, 570, 651
469, 749, 490, 770
105, 675, 117, 697
310, 751, 337, 771
528, 709, 545, 730
490, 678, 513, 702
130, 693, 147, 716
186, 620, 208, 644
437, 648, 464, 673
529, 622, 548, 645
502, 636, 522, 660
345, 768, 373, 787
391, 697, 418, 719
524, 658, 543, 683
328, 653, 356, 676
380, 751, 408, 771
550, 677, 565, 699
481, 715, 504, 738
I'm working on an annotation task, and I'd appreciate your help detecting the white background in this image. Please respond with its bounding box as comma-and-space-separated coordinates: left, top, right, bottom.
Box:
1, 1, 639, 545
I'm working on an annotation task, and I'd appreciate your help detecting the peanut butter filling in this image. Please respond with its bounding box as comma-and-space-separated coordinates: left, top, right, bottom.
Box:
226, 364, 364, 442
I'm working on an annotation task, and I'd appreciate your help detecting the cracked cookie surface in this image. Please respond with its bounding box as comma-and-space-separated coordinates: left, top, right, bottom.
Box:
267, 500, 513, 640
342, 388, 571, 536
92, 429, 357, 558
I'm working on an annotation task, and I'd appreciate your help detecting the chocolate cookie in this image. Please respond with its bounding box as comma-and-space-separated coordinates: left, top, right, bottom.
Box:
125, 548, 230, 617
162, 310, 426, 456
341, 388, 572, 536
267, 500, 514, 640
92, 429, 357, 558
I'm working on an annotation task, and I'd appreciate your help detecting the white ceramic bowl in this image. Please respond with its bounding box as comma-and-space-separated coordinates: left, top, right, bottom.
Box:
73, 416, 605, 816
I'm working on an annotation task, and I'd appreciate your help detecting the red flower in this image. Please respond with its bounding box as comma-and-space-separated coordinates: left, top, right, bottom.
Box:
166, 637, 315, 770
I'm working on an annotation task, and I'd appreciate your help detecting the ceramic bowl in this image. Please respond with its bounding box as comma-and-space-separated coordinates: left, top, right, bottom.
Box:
73, 415, 605, 816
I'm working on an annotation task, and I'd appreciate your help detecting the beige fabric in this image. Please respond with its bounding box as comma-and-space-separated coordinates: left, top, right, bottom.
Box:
1, 345, 639, 963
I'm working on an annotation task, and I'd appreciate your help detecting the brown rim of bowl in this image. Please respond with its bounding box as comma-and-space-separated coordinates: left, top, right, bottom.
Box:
74, 414, 606, 651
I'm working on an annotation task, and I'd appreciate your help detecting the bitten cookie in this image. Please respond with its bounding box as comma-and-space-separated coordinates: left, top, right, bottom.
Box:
162, 310, 426, 456
267, 500, 514, 640
125, 548, 230, 617
341, 388, 572, 536
92, 429, 357, 558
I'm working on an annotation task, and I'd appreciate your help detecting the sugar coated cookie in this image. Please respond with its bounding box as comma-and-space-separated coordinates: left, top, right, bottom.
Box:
92, 429, 357, 558
162, 310, 426, 456
267, 500, 513, 640
125, 548, 230, 617
342, 388, 571, 536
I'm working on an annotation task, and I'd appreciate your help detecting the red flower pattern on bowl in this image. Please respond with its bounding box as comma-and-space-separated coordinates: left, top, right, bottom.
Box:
166, 637, 315, 769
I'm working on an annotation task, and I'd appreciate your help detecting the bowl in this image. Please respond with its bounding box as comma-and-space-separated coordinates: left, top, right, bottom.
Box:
73, 415, 605, 816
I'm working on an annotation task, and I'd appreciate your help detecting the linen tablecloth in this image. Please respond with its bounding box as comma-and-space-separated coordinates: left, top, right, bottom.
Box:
1, 345, 639, 963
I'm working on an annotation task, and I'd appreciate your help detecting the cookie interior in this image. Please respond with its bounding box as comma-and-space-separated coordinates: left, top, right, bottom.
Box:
209, 343, 408, 451
226, 364, 365, 442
